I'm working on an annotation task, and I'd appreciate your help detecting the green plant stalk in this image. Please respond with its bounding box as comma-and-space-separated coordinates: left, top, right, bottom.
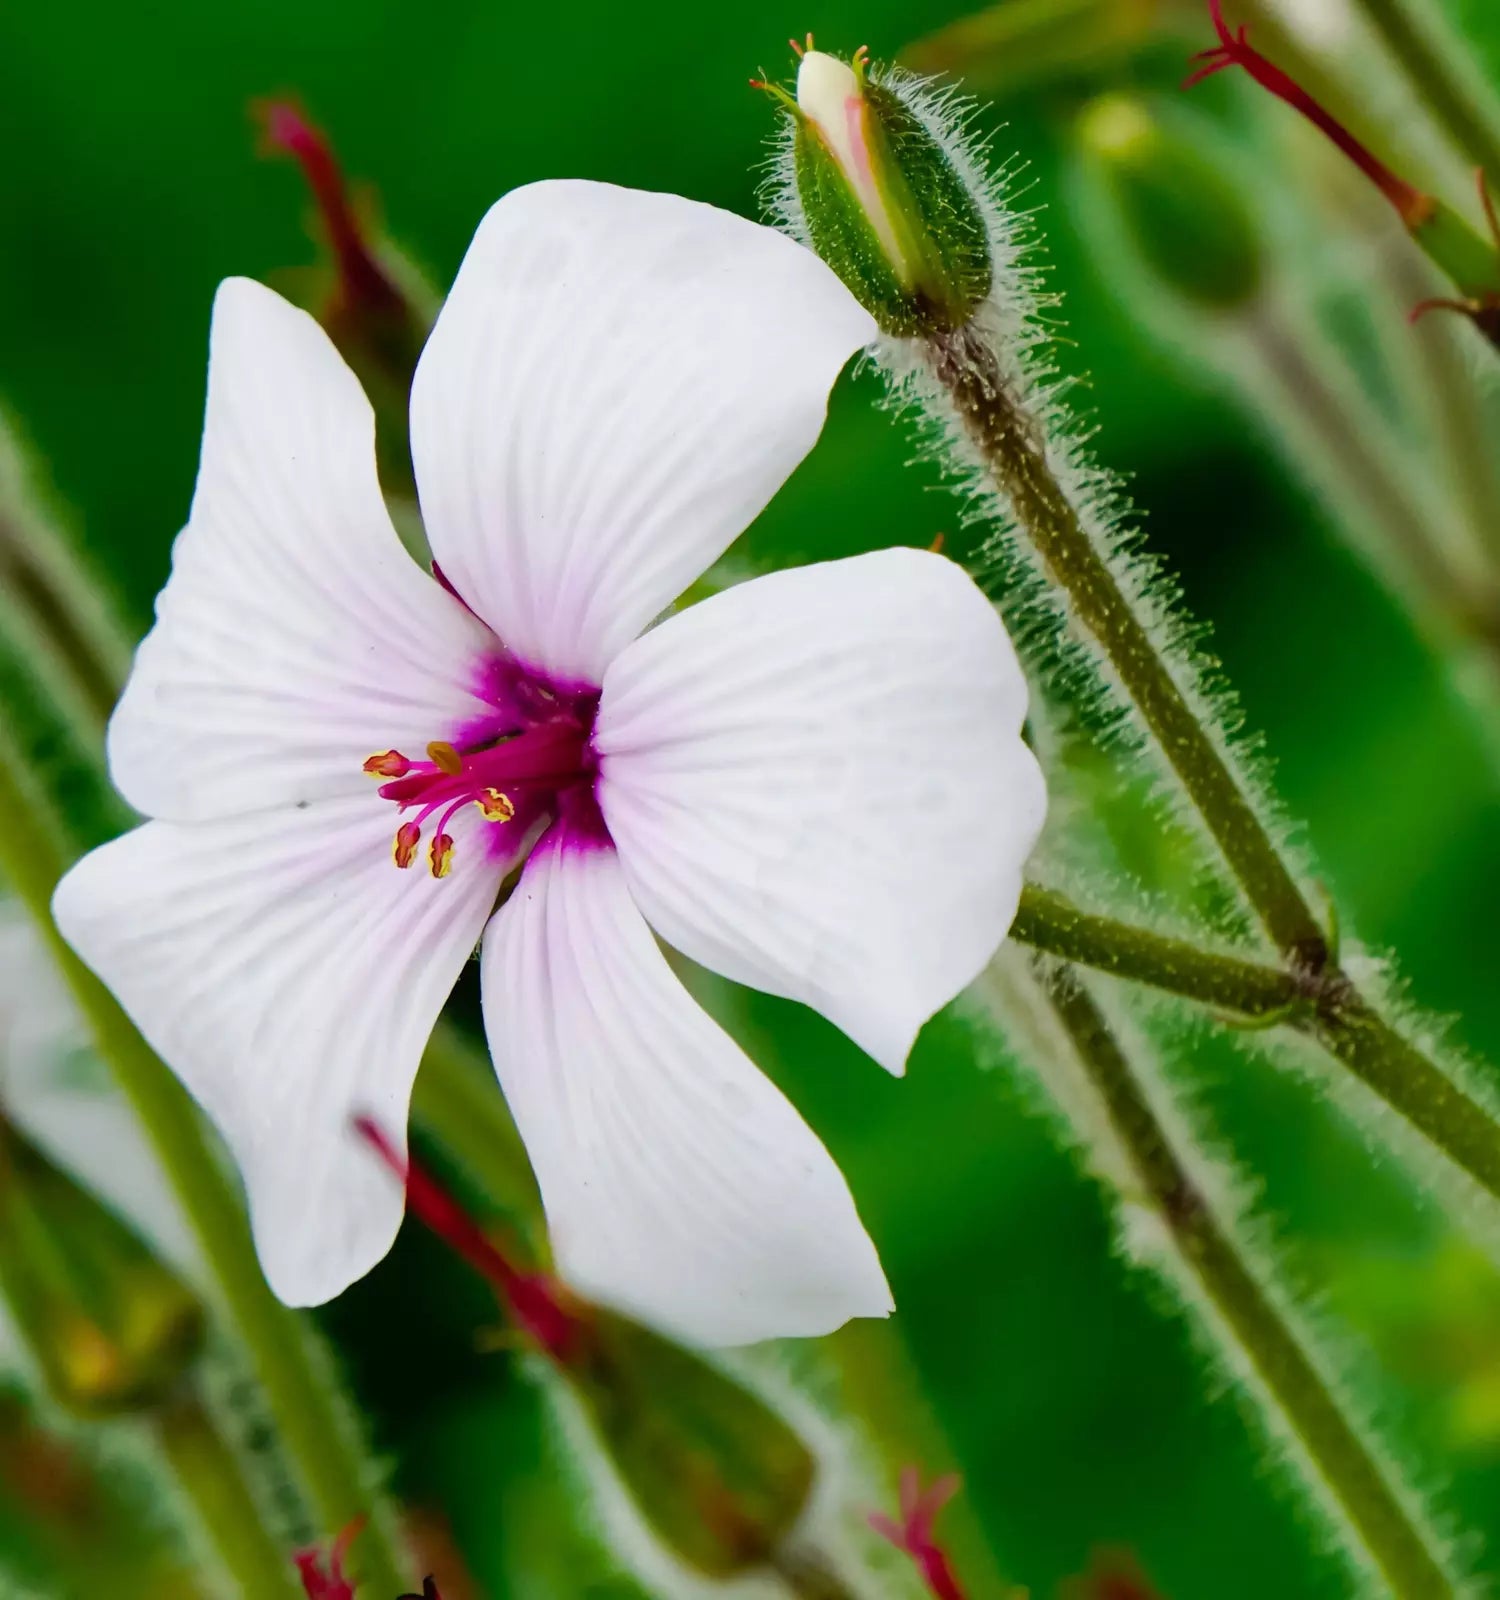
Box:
0, 739, 412, 1597
1030, 963, 1456, 1596
154, 1391, 302, 1599
931, 328, 1328, 963
1011, 883, 1500, 1199
1351, 0, 1500, 183
1244, 304, 1500, 652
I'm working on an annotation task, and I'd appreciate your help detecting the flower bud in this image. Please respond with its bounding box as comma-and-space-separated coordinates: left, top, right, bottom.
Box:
770, 47, 993, 335
0, 1116, 204, 1416
356, 1115, 817, 1580
1074, 95, 1263, 312
567, 1309, 816, 1578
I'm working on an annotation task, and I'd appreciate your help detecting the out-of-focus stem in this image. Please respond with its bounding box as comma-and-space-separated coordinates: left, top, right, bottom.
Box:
1350, 0, 1500, 181
1027, 964, 1456, 1596
1246, 301, 1500, 649
0, 738, 412, 1597
154, 1391, 300, 1599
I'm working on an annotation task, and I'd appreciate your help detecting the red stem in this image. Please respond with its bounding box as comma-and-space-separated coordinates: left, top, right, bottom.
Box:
1187, 0, 1432, 227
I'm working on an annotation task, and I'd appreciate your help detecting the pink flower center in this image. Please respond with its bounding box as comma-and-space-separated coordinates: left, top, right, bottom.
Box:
364, 656, 601, 879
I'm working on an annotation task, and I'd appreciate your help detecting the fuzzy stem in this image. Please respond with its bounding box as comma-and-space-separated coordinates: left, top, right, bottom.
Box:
929, 328, 1327, 963
1350, 0, 1500, 182
1032, 964, 1455, 1596
154, 1390, 301, 1599
0, 739, 412, 1597
1011, 883, 1500, 1202
1010, 884, 1301, 1015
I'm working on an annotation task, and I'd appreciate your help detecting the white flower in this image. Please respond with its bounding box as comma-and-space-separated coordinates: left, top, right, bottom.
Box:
53, 181, 1045, 1347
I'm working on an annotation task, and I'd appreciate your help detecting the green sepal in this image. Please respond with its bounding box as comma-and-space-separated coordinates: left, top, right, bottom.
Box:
0, 1119, 205, 1417
566, 1308, 815, 1577
790, 68, 991, 337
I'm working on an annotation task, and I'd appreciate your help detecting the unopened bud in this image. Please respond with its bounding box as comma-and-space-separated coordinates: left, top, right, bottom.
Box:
356, 1116, 817, 1579
1075, 94, 1263, 311
0, 1118, 203, 1416
569, 1309, 816, 1577
766, 45, 993, 335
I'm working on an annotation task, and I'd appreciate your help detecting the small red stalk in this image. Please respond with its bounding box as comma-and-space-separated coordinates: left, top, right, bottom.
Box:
254, 99, 407, 318
1186, 0, 1433, 227
868, 1468, 967, 1600
353, 1116, 581, 1363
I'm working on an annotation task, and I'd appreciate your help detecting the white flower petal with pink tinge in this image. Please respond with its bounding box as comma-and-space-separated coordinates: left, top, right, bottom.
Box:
51, 798, 503, 1306
409, 179, 876, 686
596, 548, 1046, 1075
480, 839, 891, 1347
108, 278, 494, 825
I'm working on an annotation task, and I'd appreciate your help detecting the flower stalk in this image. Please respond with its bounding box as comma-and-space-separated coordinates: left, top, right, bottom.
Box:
992, 959, 1459, 1596
1189, 0, 1500, 341
155, 1392, 303, 1600
0, 734, 412, 1597
928, 322, 1329, 966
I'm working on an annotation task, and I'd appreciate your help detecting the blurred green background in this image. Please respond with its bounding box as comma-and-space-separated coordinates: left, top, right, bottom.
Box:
4, 0, 1500, 1594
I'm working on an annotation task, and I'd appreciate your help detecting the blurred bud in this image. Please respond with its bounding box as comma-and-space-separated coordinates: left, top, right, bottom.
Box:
1075, 94, 1264, 311
762, 45, 992, 335
357, 1117, 817, 1580
905, 0, 1161, 97
0, 1116, 204, 1416
569, 1309, 815, 1578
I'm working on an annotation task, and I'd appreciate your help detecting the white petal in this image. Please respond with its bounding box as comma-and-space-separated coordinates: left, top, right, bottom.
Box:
51, 799, 502, 1305
110, 277, 495, 823
596, 548, 1046, 1074
480, 840, 890, 1347
409, 180, 876, 685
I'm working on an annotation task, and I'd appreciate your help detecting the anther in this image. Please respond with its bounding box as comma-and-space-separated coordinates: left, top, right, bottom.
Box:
392, 822, 421, 869
363, 749, 410, 778
426, 740, 463, 776
475, 789, 516, 823
429, 833, 455, 879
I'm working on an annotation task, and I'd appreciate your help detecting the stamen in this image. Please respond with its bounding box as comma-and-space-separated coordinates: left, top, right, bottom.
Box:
474, 788, 516, 823
426, 740, 463, 777
392, 821, 421, 869
363, 749, 410, 778
428, 833, 455, 879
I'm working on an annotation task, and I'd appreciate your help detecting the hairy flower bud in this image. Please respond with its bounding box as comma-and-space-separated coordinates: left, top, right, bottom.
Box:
1074, 94, 1263, 311
766, 45, 993, 335
0, 1117, 203, 1416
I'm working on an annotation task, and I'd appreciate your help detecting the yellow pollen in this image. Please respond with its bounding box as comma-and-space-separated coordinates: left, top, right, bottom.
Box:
392, 823, 420, 869
475, 788, 516, 823
427, 741, 463, 776
429, 833, 455, 879
364, 749, 408, 777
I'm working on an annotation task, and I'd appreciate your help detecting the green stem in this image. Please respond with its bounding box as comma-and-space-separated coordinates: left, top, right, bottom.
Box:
0, 742, 412, 1596
1010, 883, 1500, 1202
1010, 884, 1300, 1015
1036, 965, 1455, 1597
930, 331, 1329, 965
1351, 0, 1500, 182
154, 1390, 301, 1599
1248, 304, 1500, 648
